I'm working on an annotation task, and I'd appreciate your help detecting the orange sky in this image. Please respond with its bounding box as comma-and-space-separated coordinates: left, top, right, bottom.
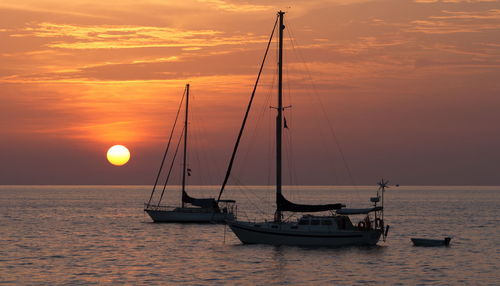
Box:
1, 0, 499, 185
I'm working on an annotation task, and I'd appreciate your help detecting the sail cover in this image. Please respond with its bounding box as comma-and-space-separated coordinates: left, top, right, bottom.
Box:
182, 191, 218, 209
336, 206, 383, 215
277, 193, 344, 212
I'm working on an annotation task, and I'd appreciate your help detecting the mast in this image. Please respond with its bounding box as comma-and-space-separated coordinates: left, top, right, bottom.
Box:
216, 16, 278, 203
181, 83, 189, 208
275, 11, 285, 222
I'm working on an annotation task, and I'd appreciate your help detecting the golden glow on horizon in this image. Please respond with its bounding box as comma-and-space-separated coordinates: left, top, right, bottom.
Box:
106, 145, 130, 166
0, 0, 498, 150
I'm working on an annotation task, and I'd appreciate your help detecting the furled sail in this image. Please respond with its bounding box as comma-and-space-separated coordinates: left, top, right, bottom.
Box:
336, 207, 383, 215
276, 193, 344, 212
182, 191, 218, 209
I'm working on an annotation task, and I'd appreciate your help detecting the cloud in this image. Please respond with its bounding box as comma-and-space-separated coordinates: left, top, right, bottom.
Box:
413, 57, 499, 68
196, 0, 271, 12
0, 2, 115, 20
406, 9, 500, 33
414, 0, 498, 3
10, 22, 266, 50
408, 19, 497, 33
433, 9, 500, 20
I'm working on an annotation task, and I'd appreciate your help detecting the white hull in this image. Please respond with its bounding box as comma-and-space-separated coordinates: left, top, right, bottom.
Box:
145, 208, 234, 223
227, 220, 382, 247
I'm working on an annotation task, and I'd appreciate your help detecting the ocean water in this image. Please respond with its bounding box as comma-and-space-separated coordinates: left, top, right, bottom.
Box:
0, 185, 498, 285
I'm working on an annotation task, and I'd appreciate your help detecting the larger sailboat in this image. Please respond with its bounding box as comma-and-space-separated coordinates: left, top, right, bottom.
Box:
219, 11, 389, 246
144, 84, 236, 223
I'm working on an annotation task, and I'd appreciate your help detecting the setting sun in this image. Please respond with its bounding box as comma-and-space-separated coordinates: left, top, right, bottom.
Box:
106, 145, 130, 166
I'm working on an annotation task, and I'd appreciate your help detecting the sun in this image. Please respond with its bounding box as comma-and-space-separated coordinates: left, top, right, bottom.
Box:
107, 145, 130, 166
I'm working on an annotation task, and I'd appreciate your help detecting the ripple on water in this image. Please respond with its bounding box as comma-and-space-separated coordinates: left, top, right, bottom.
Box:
1, 186, 499, 285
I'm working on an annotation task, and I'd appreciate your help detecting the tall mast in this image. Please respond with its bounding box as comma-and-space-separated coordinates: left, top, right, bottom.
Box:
275, 11, 285, 222
181, 83, 189, 208
216, 17, 278, 203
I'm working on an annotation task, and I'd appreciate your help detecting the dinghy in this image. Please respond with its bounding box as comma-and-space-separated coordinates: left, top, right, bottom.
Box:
411, 237, 451, 247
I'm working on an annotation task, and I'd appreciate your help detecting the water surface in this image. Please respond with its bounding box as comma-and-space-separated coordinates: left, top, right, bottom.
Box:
1, 185, 498, 285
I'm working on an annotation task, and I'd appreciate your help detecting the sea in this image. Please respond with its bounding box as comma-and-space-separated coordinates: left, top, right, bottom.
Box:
0, 185, 498, 285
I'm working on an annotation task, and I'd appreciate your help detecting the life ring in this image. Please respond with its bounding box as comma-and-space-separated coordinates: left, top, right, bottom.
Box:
357, 221, 366, 229
375, 218, 383, 228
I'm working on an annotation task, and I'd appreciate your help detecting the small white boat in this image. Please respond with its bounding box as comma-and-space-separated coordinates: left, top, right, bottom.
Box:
144, 203, 235, 223
411, 237, 451, 247
144, 84, 236, 223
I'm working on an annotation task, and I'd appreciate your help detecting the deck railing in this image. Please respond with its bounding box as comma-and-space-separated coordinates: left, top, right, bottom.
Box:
143, 203, 176, 211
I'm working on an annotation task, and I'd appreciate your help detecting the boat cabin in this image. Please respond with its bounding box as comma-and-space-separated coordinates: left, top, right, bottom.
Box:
296, 215, 354, 230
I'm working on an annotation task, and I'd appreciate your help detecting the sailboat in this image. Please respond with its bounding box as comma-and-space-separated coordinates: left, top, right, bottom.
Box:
144, 84, 236, 223
219, 11, 389, 246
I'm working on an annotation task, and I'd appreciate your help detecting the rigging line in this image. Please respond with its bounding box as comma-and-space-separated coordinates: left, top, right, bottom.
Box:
266, 88, 275, 190
284, 121, 300, 187
230, 175, 268, 204
282, 130, 291, 186
267, 116, 275, 205
157, 125, 185, 206
190, 91, 214, 186
147, 86, 186, 205
229, 176, 272, 218
282, 38, 299, 187
191, 96, 221, 186
249, 37, 276, 205
286, 45, 299, 187
237, 62, 276, 178
282, 212, 298, 223
266, 66, 277, 182
216, 15, 279, 202
253, 56, 276, 190
191, 95, 212, 185
236, 71, 274, 175
286, 122, 299, 186
190, 104, 205, 185
286, 19, 357, 186
286, 21, 353, 186
228, 176, 268, 217
284, 131, 296, 187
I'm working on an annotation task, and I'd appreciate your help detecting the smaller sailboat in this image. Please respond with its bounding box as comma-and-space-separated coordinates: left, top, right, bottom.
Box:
144, 84, 236, 223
